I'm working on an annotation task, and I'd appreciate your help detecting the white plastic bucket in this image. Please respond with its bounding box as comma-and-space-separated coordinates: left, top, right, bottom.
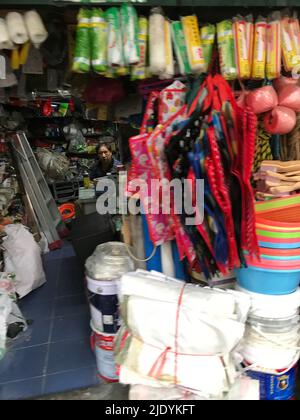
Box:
236, 286, 300, 319
86, 276, 120, 334
90, 320, 119, 383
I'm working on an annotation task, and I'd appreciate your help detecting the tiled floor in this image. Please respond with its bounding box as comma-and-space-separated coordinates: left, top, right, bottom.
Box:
0, 242, 100, 400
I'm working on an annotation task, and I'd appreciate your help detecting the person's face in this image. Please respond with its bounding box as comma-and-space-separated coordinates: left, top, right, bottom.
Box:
99, 146, 112, 165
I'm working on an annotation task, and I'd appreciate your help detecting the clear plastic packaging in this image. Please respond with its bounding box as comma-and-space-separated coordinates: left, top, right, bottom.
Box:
85, 242, 135, 281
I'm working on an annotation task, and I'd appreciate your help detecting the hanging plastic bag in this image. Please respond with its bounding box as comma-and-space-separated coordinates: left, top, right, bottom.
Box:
72, 8, 91, 73
90, 8, 108, 74
217, 20, 237, 80
106, 7, 124, 67
121, 4, 140, 66
159, 19, 174, 80
266, 12, 281, 80
171, 20, 191, 75
245, 85, 278, 114
233, 15, 251, 79
251, 16, 267, 80
264, 105, 297, 134
181, 15, 205, 74
149, 7, 166, 75
131, 17, 148, 80
201, 24, 216, 73
281, 13, 298, 72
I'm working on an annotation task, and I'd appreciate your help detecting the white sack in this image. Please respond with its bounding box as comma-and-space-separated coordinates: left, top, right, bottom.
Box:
3, 224, 46, 298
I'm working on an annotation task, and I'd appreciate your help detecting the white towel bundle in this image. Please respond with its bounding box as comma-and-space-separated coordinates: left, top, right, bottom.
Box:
0, 19, 13, 50
6, 12, 29, 45
24, 10, 48, 48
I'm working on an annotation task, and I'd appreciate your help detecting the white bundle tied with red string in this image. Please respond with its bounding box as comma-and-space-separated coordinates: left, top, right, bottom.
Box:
115, 270, 251, 398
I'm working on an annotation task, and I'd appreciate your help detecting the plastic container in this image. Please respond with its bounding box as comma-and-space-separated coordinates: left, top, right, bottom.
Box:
246, 364, 298, 400
90, 321, 119, 383
236, 286, 300, 318
235, 266, 300, 295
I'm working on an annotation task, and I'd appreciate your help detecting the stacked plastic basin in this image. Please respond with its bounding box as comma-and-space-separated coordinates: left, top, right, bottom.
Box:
235, 195, 300, 400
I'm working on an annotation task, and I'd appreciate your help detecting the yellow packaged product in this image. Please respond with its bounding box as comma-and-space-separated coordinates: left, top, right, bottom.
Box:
252, 16, 267, 80
245, 15, 254, 70
266, 12, 281, 80
290, 13, 300, 63
233, 16, 251, 79
281, 15, 297, 72
181, 15, 205, 74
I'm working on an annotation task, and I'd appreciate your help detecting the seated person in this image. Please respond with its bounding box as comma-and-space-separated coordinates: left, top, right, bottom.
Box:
90, 143, 120, 181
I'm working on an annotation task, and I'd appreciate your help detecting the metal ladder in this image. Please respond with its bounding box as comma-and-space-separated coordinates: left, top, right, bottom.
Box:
10, 132, 66, 250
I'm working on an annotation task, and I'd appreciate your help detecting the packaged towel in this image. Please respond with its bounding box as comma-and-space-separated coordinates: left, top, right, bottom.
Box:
6, 12, 29, 45
24, 10, 48, 48
0, 18, 13, 50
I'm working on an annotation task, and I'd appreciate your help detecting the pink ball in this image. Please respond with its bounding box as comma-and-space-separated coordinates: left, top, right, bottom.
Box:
246, 85, 278, 114
264, 106, 297, 135
278, 84, 300, 112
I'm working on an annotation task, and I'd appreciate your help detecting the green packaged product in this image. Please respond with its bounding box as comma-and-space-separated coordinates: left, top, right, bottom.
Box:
121, 4, 140, 66
106, 7, 124, 67
217, 20, 237, 80
201, 24, 216, 72
171, 21, 191, 75
90, 8, 108, 74
131, 17, 148, 80
73, 9, 91, 73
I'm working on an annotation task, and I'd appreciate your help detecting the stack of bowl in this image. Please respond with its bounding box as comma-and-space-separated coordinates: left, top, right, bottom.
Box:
236, 195, 300, 295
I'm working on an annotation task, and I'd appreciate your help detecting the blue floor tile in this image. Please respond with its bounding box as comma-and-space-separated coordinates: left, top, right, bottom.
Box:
54, 294, 89, 317
0, 345, 48, 383
51, 312, 91, 342
9, 318, 51, 350
57, 264, 85, 297
43, 367, 99, 396
0, 378, 43, 400
19, 297, 54, 321
46, 338, 95, 374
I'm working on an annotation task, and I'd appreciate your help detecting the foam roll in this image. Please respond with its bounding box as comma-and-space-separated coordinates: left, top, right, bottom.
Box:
6, 12, 29, 45
149, 8, 166, 75
24, 10, 48, 48
0, 18, 13, 50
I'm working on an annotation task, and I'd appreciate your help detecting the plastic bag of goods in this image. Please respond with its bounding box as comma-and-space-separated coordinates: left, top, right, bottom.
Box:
251, 16, 267, 80
3, 224, 46, 299
171, 21, 191, 76
281, 13, 299, 72
149, 7, 166, 75
131, 17, 148, 80
73, 9, 91, 73
217, 20, 238, 80
121, 4, 140, 66
181, 15, 205, 74
233, 15, 251, 79
90, 8, 108, 74
201, 24, 216, 73
36, 148, 70, 180
106, 7, 124, 67
266, 12, 281, 80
